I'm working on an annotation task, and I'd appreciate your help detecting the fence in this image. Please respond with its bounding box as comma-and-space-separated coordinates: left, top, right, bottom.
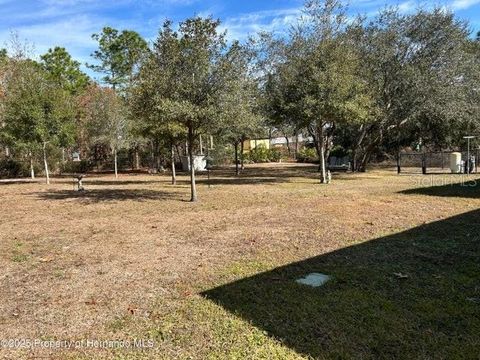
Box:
397, 151, 480, 174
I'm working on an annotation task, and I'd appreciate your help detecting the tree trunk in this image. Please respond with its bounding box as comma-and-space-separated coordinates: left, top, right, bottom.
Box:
282, 129, 291, 155
94, 145, 99, 171
114, 148, 118, 178
324, 132, 333, 169
175, 144, 182, 163
171, 144, 176, 185
29, 152, 35, 180
150, 141, 155, 171
352, 125, 368, 172
234, 141, 239, 176
43, 142, 50, 185
358, 142, 377, 172
352, 149, 357, 173
309, 125, 322, 173
5, 146, 10, 157
188, 127, 197, 202
294, 132, 299, 160
358, 155, 368, 172
199, 135, 204, 155
133, 145, 140, 170
240, 139, 245, 170
318, 125, 327, 184
153, 140, 162, 171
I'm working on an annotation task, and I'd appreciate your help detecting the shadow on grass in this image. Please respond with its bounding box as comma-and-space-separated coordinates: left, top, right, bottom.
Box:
202, 209, 480, 358
33, 188, 178, 203
0, 180, 38, 186
195, 176, 288, 186
82, 180, 165, 186
184, 165, 323, 186
400, 178, 480, 198
1, 165, 346, 187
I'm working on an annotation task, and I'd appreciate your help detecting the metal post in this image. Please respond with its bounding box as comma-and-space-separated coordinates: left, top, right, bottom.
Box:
475, 148, 480, 173
463, 136, 475, 175
206, 145, 211, 189
422, 152, 427, 175
397, 152, 401, 174
467, 137, 470, 175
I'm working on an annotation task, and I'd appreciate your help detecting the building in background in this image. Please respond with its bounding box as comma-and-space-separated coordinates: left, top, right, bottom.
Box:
242, 139, 270, 153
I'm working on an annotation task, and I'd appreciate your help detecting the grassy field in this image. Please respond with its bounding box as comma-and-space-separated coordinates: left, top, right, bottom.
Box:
0, 164, 479, 359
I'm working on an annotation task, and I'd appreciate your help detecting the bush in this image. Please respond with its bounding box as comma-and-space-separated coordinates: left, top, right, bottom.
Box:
330, 145, 349, 159
269, 147, 282, 162
297, 147, 318, 163
59, 160, 90, 174
242, 145, 283, 164
249, 145, 270, 163
211, 145, 235, 166
0, 159, 23, 178
0, 159, 42, 178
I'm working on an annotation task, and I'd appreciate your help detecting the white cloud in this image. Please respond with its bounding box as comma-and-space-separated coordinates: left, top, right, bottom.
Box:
398, 1, 416, 13
0, 14, 100, 75
220, 8, 302, 41
0, 0, 479, 80
451, 0, 480, 9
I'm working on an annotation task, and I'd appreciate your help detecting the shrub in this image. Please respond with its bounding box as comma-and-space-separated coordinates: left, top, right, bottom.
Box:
0, 159, 23, 178
297, 147, 318, 163
249, 145, 270, 163
269, 147, 282, 162
330, 145, 349, 159
0, 159, 42, 178
59, 160, 90, 174
243, 144, 283, 164
211, 145, 235, 166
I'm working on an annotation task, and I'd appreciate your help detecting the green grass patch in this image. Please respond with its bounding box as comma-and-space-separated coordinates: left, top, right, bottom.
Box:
202, 209, 480, 359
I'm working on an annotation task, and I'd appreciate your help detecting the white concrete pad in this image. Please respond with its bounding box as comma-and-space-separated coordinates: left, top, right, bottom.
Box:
296, 273, 331, 287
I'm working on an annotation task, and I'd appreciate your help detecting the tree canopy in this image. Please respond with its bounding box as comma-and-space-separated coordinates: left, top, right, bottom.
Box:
88, 27, 148, 91
40, 47, 90, 95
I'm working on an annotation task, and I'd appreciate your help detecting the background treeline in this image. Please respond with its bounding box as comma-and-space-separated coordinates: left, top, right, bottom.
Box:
1, 0, 479, 199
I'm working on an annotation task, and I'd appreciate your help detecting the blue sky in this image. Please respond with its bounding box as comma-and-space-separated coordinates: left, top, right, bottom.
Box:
1, 0, 479, 80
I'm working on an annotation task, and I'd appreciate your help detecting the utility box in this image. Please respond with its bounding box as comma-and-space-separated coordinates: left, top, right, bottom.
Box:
181, 155, 207, 172
72, 152, 81, 162
450, 152, 462, 174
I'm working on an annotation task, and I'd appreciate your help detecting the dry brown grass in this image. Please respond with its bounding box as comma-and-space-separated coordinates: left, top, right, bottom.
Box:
0, 163, 478, 359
